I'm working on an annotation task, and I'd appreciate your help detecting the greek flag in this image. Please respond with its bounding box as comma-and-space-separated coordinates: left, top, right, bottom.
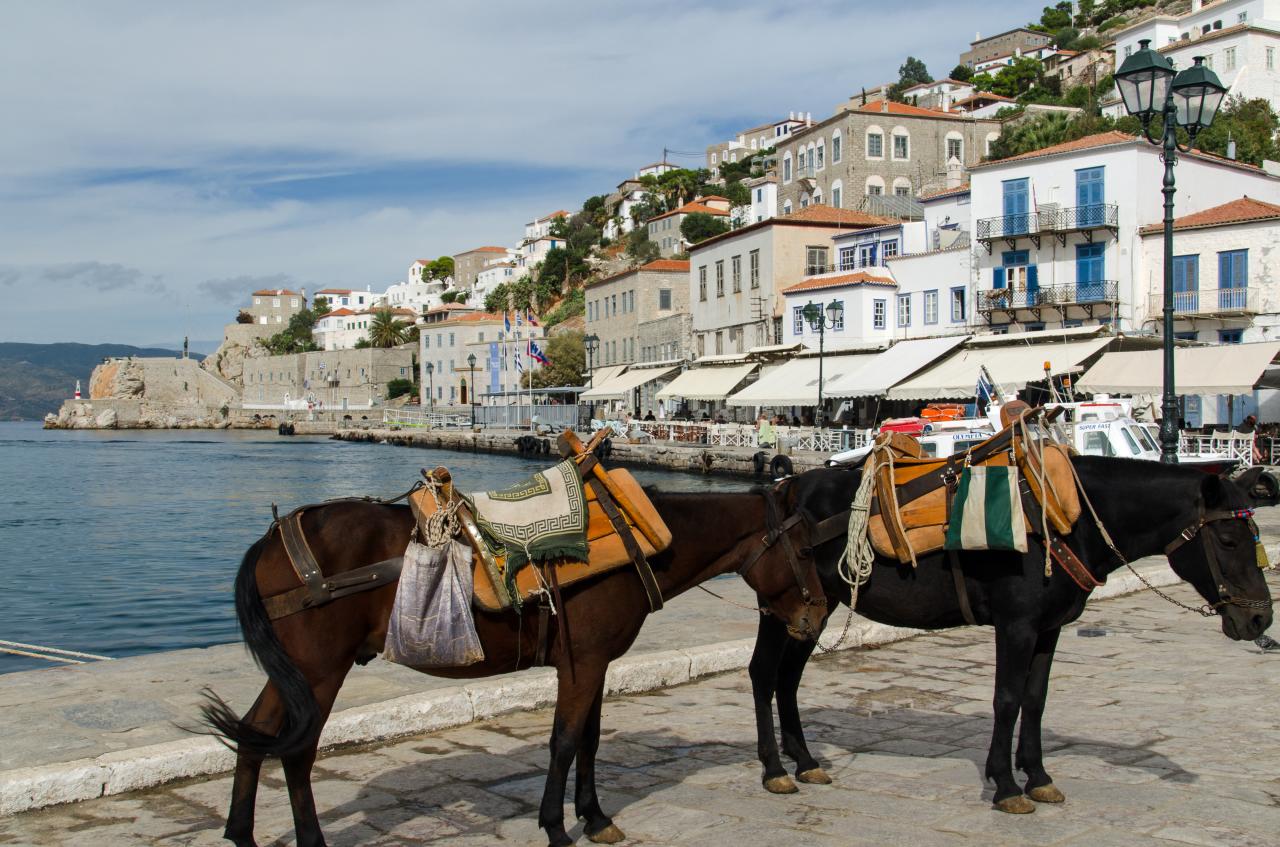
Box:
504, 311, 511, 334
515, 345, 524, 373
975, 366, 996, 410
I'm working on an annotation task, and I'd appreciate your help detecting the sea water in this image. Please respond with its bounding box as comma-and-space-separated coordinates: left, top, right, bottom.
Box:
0, 422, 749, 673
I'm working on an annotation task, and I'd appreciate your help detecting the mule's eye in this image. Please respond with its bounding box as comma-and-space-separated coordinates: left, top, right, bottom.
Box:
1220, 533, 1239, 549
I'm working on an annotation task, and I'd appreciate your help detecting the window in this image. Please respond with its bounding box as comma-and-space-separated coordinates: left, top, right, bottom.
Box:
424, 334, 430, 348
1269, 47, 1276, 69
873, 299, 887, 330
946, 137, 963, 161
831, 132, 842, 163
1220, 329, 1244, 344
831, 301, 844, 331
272, 297, 281, 307
715, 331, 723, 354
732, 255, 742, 292
1239, 10, 1248, 22
783, 154, 792, 182
659, 288, 672, 310
1205, 54, 1214, 69
750, 250, 760, 288
867, 132, 883, 158
882, 239, 899, 258
793, 306, 806, 335
897, 293, 912, 327
290, 298, 299, 307
798, 149, 806, 172
800, 194, 809, 209
1219, 249, 1248, 310
816, 141, 825, 169
950, 286, 966, 322
1225, 47, 1237, 71
893, 133, 909, 160
699, 266, 707, 301
712, 260, 723, 297
1172, 254, 1199, 312
806, 246, 829, 275
783, 200, 793, 214
832, 184, 842, 208
922, 290, 939, 325
894, 184, 911, 197
839, 246, 857, 271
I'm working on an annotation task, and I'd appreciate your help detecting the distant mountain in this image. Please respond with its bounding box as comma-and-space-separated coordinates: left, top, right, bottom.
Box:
0, 342, 204, 421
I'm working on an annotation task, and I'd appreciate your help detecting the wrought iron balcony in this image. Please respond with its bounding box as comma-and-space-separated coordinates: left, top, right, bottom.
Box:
1149, 286, 1260, 317
977, 280, 1119, 317
976, 203, 1118, 251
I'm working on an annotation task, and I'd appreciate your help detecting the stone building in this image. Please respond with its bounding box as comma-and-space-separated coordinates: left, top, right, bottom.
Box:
772, 100, 1001, 214
243, 346, 416, 413
452, 246, 511, 289
584, 259, 690, 373
645, 197, 732, 257
245, 288, 306, 326
419, 311, 545, 407
959, 27, 1052, 69
705, 113, 810, 169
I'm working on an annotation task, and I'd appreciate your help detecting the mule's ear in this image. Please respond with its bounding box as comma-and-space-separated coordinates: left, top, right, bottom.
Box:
1236, 465, 1265, 494
1234, 466, 1279, 506
1200, 472, 1231, 510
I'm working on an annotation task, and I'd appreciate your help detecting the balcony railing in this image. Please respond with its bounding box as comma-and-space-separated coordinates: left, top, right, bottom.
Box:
976, 204, 1119, 244
977, 280, 1118, 312
1149, 286, 1260, 317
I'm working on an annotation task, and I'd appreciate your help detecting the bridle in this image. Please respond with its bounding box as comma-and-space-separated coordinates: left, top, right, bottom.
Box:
1162, 506, 1273, 617
735, 485, 824, 611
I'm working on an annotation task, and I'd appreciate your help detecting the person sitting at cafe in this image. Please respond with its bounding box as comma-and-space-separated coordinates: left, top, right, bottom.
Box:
757, 413, 776, 448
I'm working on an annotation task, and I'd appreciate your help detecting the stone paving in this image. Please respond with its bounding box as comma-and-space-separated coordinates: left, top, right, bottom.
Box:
3, 571, 1278, 847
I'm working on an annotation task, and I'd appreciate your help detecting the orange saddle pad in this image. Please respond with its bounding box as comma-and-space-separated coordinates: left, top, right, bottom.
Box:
409, 467, 672, 612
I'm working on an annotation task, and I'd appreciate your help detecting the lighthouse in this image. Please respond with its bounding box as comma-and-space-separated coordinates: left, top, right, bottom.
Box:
74, 379, 81, 400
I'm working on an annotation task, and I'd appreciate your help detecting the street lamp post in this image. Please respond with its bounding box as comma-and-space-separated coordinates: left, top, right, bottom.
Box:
583, 333, 599, 387
802, 299, 845, 429
425, 362, 434, 414
1115, 41, 1227, 463
467, 353, 477, 429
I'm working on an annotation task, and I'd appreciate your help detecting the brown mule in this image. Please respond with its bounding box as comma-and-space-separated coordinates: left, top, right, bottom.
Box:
203, 487, 826, 847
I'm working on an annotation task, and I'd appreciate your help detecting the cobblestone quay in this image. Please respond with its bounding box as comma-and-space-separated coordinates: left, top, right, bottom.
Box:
3, 572, 1277, 846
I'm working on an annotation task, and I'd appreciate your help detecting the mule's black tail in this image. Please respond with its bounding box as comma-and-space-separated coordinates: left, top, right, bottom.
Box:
200, 531, 320, 758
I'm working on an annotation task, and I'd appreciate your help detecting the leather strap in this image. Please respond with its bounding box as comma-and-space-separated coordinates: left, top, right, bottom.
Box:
882, 426, 1018, 511
279, 511, 329, 609
949, 550, 978, 626
535, 601, 551, 666
578, 454, 664, 612
1018, 480, 1105, 591
262, 555, 404, 620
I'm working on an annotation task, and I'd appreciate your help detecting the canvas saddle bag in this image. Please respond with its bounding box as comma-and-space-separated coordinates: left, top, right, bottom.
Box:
867, 407, 1081, 564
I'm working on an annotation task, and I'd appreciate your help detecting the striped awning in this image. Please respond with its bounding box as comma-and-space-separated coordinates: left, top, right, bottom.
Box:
580, 366, 680, 400
726, 353, 876, 406
656, 364, 759, 402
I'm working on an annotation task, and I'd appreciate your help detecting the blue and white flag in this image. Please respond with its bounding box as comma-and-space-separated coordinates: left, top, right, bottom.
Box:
515, 345, 524, 373
504, 311, 511, 334
976, 366, 996, 410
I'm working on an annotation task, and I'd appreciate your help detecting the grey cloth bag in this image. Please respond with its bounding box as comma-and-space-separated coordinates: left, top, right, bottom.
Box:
384, 537, 485, 668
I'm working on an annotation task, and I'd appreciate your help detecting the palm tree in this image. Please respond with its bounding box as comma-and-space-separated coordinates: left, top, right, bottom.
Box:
368, 308, 409, 348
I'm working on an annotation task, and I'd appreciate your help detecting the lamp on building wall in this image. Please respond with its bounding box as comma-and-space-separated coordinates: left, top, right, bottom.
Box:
1115, 41, 1226, 463
802, 299, 845, 429
425, 361, 435, 413
467, 353, 477, 428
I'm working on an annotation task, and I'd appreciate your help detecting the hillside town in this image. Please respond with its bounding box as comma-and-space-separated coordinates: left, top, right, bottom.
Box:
49, 0, 1280, 442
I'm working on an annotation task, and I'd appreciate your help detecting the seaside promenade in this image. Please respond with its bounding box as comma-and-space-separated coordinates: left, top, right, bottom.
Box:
2, 569, 1277, 846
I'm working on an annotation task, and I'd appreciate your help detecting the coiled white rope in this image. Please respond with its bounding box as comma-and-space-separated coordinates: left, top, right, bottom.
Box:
419, 477, 462, 547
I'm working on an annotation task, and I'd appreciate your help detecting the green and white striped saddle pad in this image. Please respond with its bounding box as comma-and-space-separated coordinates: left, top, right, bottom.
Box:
943, 465, 1028, 553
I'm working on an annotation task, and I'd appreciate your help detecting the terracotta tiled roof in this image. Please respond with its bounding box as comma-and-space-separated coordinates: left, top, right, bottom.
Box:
461, 246, 508, 254
903, 78, 971, 92
640, 259, 691, 272
953, 92, 1015, 107
440, 311, 505, 325
780, 205, 895, 226
424, 303, 477, 314
315, 288, 353, 294
700, 195, 730, 203
647, 201, 731, 222
318, 308, 356, 319
782, 271, 897, 294
919, 183, 971, 201
1140, 197, 1280, 235
252, 289, 301, 296
977, 130, 1138, 166
855, 99, 955, 117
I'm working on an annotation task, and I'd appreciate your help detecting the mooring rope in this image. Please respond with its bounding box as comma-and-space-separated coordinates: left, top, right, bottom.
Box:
0, 639, 113, 664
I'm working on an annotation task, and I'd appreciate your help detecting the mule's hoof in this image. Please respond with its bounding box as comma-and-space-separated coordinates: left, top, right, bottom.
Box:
764, 775, 799, 794
587, 823, 626, 844
796, 767, 832, 785
993, 795, 1036, 814
1027, 783, 1065, 804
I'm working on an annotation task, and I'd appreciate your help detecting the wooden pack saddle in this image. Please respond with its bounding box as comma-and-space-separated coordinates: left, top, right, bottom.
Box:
868, 405, 1082, 564
409, 430, 672, 613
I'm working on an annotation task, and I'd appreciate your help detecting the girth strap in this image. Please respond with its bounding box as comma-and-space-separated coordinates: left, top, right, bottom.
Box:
1018, 479, 1104, 592
578, 454, 664, 612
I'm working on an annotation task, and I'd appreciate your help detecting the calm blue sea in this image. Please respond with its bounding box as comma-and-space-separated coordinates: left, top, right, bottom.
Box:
0, 421, 747, 674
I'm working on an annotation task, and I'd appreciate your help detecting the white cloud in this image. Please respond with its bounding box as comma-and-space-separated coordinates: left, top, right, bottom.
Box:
0, 1, 1038, 344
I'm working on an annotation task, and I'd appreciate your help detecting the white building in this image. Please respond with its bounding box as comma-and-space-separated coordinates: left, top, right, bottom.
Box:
1106, 0, 1280, 116
899, 78, 975, 112
314, 287, 374, 311
968, 130, 1280, 335
475, 261, 517, 297
734, 175, 778, 226
706, 113, 811, 169
381, 276, 450, 316
418, 311, 545, 407
313, 308, 369, 350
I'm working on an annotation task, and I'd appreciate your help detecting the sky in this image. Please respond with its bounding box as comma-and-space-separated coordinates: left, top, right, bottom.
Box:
0, 1, 1038, 348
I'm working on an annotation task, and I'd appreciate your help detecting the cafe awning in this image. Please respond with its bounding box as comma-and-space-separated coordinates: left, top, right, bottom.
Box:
1076, 342, 1280, 396
886, 336, 1112, 400
579, 365, 679, 400
656, 363, 759, 402
825, 336, 969, 399
727, 353, 875, 406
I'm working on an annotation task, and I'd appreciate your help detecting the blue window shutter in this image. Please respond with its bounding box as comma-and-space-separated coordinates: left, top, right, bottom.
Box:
1027, 265, 1039, 292
994, 267, 1006, 289
1220, 251, 1230, 288
1239, 250, 1248, 287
